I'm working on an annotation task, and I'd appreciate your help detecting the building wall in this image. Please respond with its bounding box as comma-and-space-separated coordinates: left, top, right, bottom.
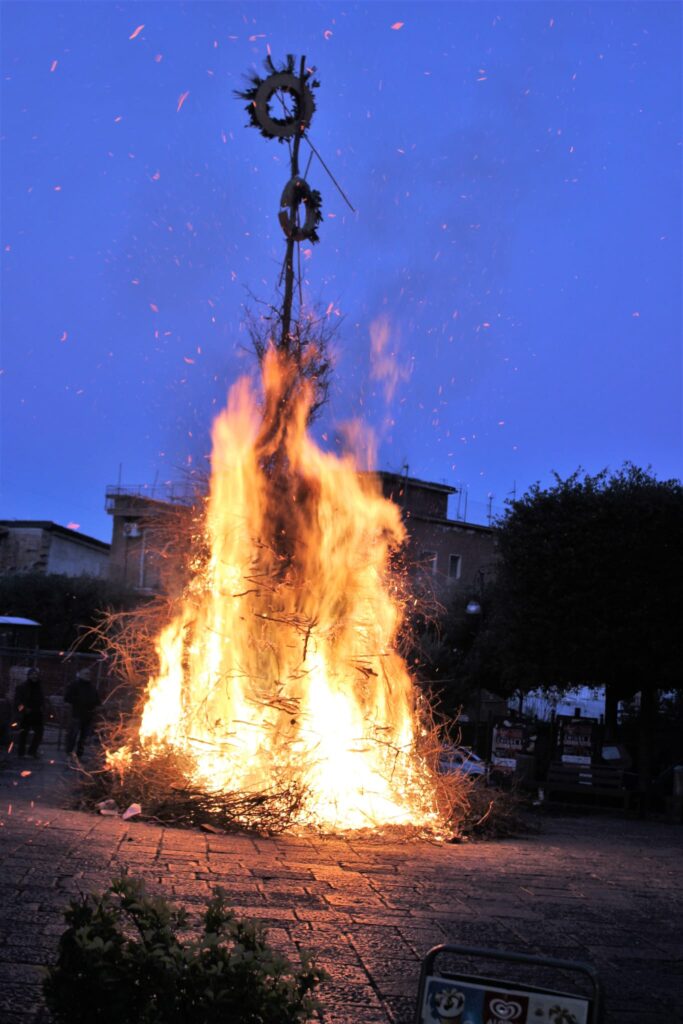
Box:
404, 515, 497, 592
378, 473, 451, 519
46, 533, 109, 577
107, 491, 193, 592
0, 523, 110, 578
105, 477, 497, 596
0, 527, 48, 574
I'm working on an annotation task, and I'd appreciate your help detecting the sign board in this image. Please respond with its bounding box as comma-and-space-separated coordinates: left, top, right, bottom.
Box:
419, 973, 590, 1024
491, 723, 526, 769
559, 718, 595, 766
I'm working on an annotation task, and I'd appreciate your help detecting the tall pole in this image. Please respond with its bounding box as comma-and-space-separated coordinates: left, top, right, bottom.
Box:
280, 56, 306, 353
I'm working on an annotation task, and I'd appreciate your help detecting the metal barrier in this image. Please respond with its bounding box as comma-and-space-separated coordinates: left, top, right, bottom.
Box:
415, 944, 603, 1024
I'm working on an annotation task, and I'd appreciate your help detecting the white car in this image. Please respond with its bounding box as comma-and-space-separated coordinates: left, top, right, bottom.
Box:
438, 745, 487, 778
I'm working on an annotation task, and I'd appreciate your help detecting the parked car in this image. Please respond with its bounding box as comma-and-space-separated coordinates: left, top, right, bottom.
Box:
438, 745, 487, 778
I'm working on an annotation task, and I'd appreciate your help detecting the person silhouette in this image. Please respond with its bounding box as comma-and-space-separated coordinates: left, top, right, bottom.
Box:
64, 668, 101, 760
15, 667, 45, 758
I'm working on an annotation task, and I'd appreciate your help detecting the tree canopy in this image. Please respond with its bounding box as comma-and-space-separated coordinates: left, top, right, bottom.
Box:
0, 573, 139, 652
467, 464, 683, 701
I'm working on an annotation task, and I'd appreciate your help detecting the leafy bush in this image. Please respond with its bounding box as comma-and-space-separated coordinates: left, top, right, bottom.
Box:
43, 877, 327, 1023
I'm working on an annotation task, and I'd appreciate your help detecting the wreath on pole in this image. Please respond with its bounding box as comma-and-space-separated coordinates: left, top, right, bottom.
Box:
278, 177, 323, 244
236, 54, 319, 141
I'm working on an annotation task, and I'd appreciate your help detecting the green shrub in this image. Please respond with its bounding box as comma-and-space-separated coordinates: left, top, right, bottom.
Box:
43, 877, 327, 1023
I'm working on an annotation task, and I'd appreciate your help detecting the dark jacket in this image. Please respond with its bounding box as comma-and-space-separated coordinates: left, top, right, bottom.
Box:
64, 679, 100, 720
15, 680, 45, 717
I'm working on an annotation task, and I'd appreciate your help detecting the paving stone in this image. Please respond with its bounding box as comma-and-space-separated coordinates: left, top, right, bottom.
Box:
0, 765, 681, 1023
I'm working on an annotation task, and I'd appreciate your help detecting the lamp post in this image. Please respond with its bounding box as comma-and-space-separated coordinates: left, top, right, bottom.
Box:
465, 593, 483, 753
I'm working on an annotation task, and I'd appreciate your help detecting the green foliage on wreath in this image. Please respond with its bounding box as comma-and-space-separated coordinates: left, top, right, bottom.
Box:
305, 188, 324, 244
236, 54, 319, 142
43, 876, 328, 1024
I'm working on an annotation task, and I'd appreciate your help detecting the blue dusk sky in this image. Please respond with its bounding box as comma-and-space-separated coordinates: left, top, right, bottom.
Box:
1, 1, 681, 542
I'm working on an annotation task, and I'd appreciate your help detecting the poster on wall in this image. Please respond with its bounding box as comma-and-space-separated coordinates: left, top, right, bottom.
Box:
559, 717, 596, 765
491, 723, 526, 769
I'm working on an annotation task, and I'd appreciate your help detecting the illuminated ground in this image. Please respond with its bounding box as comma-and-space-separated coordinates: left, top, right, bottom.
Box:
0, 739, 680, 1023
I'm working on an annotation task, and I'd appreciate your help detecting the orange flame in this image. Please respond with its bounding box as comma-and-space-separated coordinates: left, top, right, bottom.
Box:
131, 349, 440, 831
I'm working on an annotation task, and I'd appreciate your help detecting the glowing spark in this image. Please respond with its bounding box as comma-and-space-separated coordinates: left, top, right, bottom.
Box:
20, 771, 32, 778
183, 356, 195, 365
391, 22, 404, 30
67, 522, 80, 530
53, 185, 62, 192
323, 29, 333, 40
176, 91, 190, 113
154, 54, 163, 63
59, 331, 68, 343
632, 311, 640, 317
50, 60, 58, 72
129, 24, 145, 40
151, 170, 160, 181
114, 115, 123, 123
149, 302, 159, 313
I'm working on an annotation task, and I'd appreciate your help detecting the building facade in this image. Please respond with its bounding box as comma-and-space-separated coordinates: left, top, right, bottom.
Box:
0, 521, 110, 578
376, 472, 497, 593
106, 474, 497, 596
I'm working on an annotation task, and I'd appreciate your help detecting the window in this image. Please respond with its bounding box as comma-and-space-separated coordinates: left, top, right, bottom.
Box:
448, 554, 462, 580
419, 551, 438, 575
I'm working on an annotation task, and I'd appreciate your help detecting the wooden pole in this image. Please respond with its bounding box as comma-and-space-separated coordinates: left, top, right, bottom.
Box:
280, 56, 306, 353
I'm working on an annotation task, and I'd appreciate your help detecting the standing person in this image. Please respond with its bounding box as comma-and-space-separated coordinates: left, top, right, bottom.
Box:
15, 667, 45, 758
64, 667, 101, 761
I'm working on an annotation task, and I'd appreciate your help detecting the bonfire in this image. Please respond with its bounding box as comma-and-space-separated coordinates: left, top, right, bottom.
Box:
106, 348, 459, 833
96, 55, 465, 836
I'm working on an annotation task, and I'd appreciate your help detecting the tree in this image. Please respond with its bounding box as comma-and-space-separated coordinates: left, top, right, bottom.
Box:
0, 573, 139, 652
465, 465, 683, 789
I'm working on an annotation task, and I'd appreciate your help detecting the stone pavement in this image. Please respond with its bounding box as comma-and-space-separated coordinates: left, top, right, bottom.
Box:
0, 742, 681, 1024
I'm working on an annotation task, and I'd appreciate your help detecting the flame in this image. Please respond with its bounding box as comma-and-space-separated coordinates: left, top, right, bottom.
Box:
132, 349, 441, 832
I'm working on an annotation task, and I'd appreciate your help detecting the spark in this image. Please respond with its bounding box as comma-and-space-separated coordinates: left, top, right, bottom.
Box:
632, 311, 640, 318
154, 54, 163, 63
53, 185, 62, 192
59, 331, 68, 342
323, 29, 333, 40
20, 771, 31, 778
391, 22, 404, 30
149, 302, 159, 313
50, 60, 58, 72
67, 522, 80, 530
129, 24, 145, 40
177, 91, 190, 113
183, 356, 195, 365
151, 170, 160, 181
